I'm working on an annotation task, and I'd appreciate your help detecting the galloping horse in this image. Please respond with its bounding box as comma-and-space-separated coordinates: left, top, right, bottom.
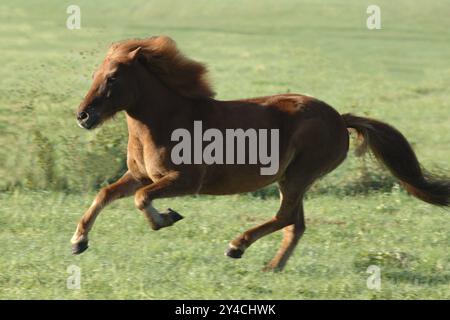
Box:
72, 36, 449, 271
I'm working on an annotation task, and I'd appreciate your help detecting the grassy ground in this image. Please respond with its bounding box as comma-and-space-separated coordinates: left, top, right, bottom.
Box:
0, 0, 449, 299
1, 191, 449, 299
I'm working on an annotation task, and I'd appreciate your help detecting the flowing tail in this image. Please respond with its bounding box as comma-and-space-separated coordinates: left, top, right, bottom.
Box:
341, 113, 450, 206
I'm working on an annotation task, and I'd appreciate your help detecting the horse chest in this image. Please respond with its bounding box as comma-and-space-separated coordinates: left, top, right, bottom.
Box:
127, 140, 169, 182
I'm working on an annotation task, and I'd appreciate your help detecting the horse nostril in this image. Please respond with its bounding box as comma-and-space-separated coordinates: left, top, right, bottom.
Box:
78, 111, 89, 121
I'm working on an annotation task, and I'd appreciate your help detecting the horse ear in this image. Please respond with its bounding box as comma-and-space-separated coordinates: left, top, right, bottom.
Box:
128, 47, 142, 60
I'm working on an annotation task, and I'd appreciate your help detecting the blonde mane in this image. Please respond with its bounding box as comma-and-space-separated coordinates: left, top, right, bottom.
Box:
107, 36, 215, 99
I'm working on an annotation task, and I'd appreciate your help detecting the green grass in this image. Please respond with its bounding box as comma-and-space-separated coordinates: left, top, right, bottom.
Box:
0, 0, 449, 299
1, 191, 449, 299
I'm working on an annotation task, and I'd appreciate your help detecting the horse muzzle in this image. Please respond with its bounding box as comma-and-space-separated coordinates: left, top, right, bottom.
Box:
77, 110, 100, 129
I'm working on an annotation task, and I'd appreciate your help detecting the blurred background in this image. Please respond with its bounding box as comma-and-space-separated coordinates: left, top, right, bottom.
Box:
0, 0, 449, 299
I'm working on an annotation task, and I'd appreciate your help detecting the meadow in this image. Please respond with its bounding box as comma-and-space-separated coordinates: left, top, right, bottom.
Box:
0, 0, 449, 299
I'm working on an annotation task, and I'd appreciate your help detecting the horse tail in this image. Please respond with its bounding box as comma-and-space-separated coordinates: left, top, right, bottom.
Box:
341, 113, 450, 207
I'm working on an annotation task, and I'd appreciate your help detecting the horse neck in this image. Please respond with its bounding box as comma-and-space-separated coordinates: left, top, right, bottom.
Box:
125, 71, 194, 141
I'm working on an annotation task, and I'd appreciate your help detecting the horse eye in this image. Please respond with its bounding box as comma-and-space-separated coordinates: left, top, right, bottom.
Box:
107, 77, 117, 84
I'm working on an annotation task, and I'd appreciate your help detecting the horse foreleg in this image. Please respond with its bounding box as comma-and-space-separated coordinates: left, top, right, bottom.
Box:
71, 171, 142, 254
134, 172, 197, 230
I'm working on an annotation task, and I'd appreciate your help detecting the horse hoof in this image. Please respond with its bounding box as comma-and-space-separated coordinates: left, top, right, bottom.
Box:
167, 208, 184, 222
225, 246, 244, 259
72, 240, 89, 255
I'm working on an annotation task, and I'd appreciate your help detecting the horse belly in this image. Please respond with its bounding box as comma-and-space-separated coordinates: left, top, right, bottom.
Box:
198, 165, 282, 195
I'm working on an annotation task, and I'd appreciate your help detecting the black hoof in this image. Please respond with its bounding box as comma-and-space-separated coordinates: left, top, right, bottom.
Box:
167, 208, 184, 222
225, 247, 244, 259
72, 240, 89, 255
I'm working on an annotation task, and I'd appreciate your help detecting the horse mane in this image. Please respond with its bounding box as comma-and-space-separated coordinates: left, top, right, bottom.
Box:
107, 36, 215, 100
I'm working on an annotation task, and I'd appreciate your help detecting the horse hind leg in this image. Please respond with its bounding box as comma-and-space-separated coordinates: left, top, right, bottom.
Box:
262, 122, 348, 271
261, 176, 307, 272
225, 176, 307, 267
263, 202, 305, 272
225, 151, 319, 271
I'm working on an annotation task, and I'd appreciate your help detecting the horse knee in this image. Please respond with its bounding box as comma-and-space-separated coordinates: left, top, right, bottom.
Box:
134, 189, 150, 210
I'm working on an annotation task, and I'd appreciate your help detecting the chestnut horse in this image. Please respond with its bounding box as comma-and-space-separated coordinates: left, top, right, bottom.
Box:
72, 36, 449, 271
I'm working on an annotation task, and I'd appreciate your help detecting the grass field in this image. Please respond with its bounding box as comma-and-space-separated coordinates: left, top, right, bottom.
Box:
0, 0, 449, 299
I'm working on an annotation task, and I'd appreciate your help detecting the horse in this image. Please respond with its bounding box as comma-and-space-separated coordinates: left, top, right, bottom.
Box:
71, 36, 449, 271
